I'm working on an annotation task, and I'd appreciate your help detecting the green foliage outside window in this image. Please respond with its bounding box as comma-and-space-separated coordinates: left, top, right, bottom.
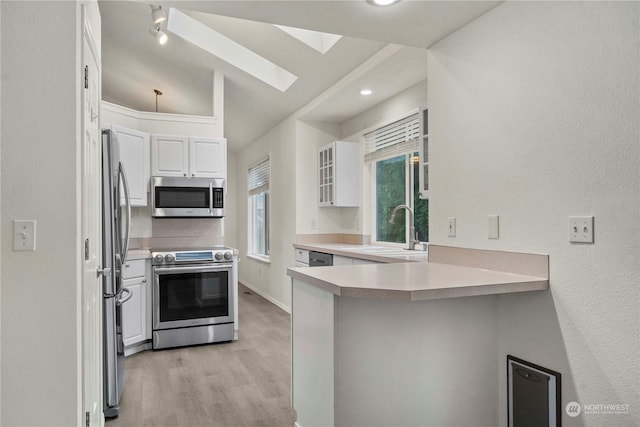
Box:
376, 155, 406, 243
376, 153, 429, 244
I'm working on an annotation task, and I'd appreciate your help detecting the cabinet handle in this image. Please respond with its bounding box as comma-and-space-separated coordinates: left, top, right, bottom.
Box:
192, 173, 195, 177
142, 279, 147, 283
124, 263, 130, 268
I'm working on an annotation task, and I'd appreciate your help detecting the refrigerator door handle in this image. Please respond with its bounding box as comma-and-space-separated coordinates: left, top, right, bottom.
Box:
97, 266, 112, 277
116, 287, 132, 305
117, 162, 132, 266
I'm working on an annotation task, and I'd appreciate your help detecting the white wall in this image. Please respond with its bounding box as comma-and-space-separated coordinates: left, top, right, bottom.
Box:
428, 2, 639, 426
1, 2, 86, 425
236, 116, 297, 311
295, 121, 345, 235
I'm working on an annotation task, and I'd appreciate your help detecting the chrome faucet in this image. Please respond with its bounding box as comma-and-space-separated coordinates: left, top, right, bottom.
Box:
388, 204, 419, 250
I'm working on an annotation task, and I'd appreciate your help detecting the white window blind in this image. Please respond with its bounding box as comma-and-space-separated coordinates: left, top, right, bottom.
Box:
248, 157, 270, 196
364, 113, 419, 162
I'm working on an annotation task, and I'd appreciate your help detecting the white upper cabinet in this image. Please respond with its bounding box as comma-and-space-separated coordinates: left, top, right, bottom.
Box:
110, 125, 150, 207
151, 134, 189, 177
318, 140, 360, 207
152, 134, 227, 179
189, 137, 227, 178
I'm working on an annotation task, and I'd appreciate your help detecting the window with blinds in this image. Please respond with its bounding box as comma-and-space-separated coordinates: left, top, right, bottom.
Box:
248, 157, 270, 258
364, 113, 419, 162
248, 157, 270, 195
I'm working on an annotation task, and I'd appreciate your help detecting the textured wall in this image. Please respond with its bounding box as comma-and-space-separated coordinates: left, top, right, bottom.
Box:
1, 2, 82, 425
428, 2, 639, 426
236, 116, 297, 311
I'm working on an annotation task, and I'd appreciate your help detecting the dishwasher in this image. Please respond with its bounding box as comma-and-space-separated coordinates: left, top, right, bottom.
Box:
294, 249, 333, 267
309, 251, 333, 267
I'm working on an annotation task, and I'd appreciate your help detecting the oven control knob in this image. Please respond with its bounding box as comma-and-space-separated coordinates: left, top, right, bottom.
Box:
154, 254, 164, 264
165, 254, 175, 263
215, 252, 223, 261
224, 252, 233, 260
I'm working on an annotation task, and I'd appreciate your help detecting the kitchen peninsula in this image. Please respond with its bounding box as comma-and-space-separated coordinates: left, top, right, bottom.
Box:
286, 245, 549, 427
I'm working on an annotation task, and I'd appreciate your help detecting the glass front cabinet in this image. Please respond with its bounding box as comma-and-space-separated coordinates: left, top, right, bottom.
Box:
318, 141, 360, 207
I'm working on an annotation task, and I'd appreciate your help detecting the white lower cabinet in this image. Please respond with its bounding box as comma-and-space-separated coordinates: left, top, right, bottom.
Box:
333, 254, 380, 266
333, 255, 353, 266
121, 259, 150, 354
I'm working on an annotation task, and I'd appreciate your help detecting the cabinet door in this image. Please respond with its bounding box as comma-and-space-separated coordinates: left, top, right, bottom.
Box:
113, 125, 150, 206
333, 141, 360, 207
122, 276, 146, 348
151, 134, 189, 177
318, 143, 334, 207
189, 137, 227, 178
333, 255, 353, 266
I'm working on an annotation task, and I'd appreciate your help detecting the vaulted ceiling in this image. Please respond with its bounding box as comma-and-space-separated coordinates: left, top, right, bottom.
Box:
99, 0, 502, 152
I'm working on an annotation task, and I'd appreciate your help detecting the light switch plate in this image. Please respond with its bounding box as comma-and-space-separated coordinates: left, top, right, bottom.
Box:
13, 220, 37, 251
488, 215, 499, 239
447, 217, 456, 237
569, 216, 594, 243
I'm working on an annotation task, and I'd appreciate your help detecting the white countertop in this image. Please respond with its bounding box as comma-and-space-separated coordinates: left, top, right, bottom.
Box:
288, 243, 548, 301
293, 242, 429, 263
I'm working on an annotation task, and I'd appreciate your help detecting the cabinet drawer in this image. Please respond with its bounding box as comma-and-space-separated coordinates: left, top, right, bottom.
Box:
122, 259, 146, 279
294, 248, 309, 264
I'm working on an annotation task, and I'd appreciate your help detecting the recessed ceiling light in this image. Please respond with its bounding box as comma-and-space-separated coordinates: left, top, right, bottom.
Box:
366, 0, 401, 6
360, 89, 373, 96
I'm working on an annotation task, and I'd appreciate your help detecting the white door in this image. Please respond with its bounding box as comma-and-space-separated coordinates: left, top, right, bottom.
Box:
81, 10, 103, 427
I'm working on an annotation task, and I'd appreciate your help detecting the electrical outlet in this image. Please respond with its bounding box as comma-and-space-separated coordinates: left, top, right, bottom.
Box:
447, 217, 456, 237
569, 216, 594, 243
13, 220, 37, 251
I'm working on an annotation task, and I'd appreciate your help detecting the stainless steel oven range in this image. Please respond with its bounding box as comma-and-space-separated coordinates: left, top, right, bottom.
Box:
151, 247, 238, 350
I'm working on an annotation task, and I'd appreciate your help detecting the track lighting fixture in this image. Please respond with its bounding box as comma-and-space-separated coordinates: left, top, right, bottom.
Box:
149, 25, 168, 45
150, 5, 167, 25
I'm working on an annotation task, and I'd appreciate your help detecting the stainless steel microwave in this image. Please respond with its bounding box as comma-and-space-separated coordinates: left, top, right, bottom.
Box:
152, 176, 225, 218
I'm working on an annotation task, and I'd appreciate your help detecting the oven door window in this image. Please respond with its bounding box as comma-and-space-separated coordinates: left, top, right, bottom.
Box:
154, 187, 210, 209
158, 271, 229, 322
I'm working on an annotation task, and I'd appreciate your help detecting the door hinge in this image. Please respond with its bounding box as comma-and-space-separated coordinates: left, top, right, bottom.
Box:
85, 238, 90, 261
85, 411, 90, 427
84, 65, 89, 89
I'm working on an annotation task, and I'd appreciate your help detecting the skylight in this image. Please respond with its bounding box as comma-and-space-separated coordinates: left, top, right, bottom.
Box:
274, 25, 342, 54
167, 8, 298, 92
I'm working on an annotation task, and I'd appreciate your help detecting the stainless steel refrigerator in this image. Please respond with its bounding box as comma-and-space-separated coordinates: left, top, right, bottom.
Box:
101, 129, 131, 418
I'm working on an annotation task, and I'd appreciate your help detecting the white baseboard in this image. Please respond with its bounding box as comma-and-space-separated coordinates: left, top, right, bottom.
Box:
294, 422, 302, 427
239, 280, 291, 314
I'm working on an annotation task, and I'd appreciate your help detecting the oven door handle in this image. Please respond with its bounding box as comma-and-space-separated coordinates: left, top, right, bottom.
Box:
153, 264, 233, 274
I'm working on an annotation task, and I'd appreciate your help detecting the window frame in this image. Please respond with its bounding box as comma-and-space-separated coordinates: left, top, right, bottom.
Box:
371, 150, 417, 248
247, 157, 270, 261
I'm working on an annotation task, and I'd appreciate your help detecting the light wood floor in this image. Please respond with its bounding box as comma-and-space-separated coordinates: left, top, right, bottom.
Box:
107, 283, 296, 427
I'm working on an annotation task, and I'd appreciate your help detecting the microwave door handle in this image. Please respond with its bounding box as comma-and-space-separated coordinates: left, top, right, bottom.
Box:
209, 181, 213, 212
118, 162, 131, 264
